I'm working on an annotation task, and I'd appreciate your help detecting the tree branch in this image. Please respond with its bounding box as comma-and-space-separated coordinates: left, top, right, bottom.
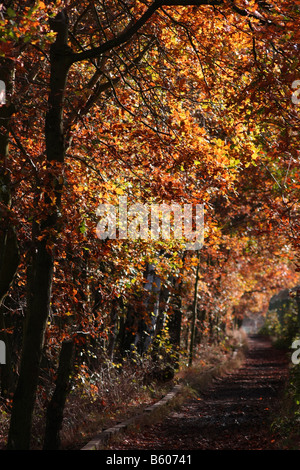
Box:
70, 0, 225, 64
70, 1, 162, 63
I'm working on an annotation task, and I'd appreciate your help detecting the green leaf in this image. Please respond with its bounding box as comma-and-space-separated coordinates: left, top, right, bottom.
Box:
7, 8, 16, 17
80, 220, 87, 234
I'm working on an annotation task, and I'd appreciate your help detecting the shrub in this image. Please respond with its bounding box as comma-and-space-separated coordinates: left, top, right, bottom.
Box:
260, 299, 299, 349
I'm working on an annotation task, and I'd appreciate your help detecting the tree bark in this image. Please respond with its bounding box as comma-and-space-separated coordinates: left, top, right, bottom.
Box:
189, 251, 200, 367
168, 285, 183, 369
43, 340, 74, 450
7, 12, 72, 450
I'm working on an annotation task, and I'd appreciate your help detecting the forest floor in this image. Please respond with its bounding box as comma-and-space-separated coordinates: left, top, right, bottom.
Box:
105, 335, 293, 451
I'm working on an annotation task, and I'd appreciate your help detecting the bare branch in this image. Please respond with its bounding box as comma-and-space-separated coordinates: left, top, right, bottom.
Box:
64, 0, 273, 66
70, 1, 162, 63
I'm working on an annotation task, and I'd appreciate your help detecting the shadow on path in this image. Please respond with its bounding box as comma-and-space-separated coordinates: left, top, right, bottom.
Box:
110, 335, 290, 450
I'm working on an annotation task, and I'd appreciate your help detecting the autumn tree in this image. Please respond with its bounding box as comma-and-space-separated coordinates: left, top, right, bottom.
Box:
0, 0, 299, 449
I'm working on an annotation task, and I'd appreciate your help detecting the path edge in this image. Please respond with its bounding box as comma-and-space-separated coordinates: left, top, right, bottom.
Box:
80, 346, 246, 450
80, 383, 183, 450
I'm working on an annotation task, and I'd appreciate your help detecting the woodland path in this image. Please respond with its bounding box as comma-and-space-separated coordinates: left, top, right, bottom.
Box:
107, 335, 290, 450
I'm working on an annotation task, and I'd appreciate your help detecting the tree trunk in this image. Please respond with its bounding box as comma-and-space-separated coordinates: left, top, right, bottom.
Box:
43, 340, 74, 450
118, 304, 137, 357
168, 286, 183, 369
7, 12, 72, 449
168, 252, 186, 369
189, 251, 200, 367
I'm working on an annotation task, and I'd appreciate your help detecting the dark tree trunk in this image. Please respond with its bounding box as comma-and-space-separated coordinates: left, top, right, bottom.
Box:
118, 304, 137, 357
43, 340, 74, 450
7, 12, 72, 449
107, 300, 118, 360
168, 252, 187, 368
168, 286, 183, 369
189, 251, 200, 367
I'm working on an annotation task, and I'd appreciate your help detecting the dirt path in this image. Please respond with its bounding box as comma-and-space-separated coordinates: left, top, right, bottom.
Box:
108, 335, 290, 450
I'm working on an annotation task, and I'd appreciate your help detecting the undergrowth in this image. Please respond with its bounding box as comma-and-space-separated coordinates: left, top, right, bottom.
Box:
65, 327, 247, 450
270, 362, 300, 450
259, 301, 300, 449
0, 327, 248, 450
